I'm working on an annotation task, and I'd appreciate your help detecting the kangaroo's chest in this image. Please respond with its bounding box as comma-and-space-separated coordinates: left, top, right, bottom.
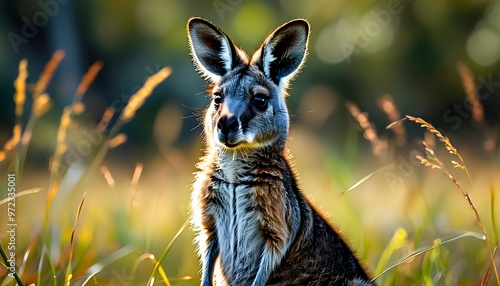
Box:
211, 177, 264, 282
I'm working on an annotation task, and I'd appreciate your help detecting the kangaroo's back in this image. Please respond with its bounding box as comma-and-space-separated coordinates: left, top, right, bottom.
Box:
187, 17, 374, 286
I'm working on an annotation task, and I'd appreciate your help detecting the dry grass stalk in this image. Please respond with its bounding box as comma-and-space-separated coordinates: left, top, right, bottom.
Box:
64, 192, 86, 286
415, 141, 442, 170
49, 60, 103, 173
99, 165, 115, 188
33, 49, 65, 98
130, 162, 144, 208
423, 130, 436, 151
3, 124, 22, 152
131, 162, 143, 186
456, 61, 484, 123
75, 61, 104, 100
108, 133, 127, 148
408, 115, 499, 283
97, 107, 115, 133
483, 138, 496, 152
456, 62, 497, 153
33, 93, 53, 117
53, 107, 72, 171
120, 67, 172, 122
71, 102, 85, 115
406, 115, 458, 155
14, 59, 28, 118
378, 94, 406, 146
346, 101, 388, 159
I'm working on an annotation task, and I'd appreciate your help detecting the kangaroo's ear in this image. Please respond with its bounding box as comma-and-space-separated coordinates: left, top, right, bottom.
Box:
253, 19, 310, 86
187, 17, 245, 82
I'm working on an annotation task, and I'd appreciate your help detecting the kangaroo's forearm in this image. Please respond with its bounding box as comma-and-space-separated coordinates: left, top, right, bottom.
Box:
201, 236, 219, 286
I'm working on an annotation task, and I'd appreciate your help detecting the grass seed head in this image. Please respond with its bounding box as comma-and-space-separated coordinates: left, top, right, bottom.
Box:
120, 67, 172, 122
457, 61, 484, 123
33, 93, 53, 117
76, 61, 104, 98
14, 59, 28, 118
33, 49, 65, 97
4, 124, 22, 151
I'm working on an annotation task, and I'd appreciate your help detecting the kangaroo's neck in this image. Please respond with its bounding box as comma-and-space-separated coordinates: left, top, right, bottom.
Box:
209, 144, 290, 184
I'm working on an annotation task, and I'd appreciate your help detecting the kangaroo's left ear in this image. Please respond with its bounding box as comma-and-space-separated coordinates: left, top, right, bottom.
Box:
252, 19, 310, 86
187, 17, 245, 82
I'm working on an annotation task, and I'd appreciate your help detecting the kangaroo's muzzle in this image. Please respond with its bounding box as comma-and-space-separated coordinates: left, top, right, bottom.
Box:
216, 114, 241, 147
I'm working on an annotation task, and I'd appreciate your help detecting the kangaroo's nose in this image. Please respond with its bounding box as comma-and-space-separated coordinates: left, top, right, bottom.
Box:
217, 115, 239, 135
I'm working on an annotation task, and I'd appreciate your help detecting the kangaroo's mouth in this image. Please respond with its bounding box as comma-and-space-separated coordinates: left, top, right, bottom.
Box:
216, 131, 276, 151
217, 131, 243, 149
222, 142, 240, 149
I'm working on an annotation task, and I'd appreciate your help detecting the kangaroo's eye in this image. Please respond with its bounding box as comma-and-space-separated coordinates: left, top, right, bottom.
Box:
252, 94, 268, 110
213, 91, 223, 106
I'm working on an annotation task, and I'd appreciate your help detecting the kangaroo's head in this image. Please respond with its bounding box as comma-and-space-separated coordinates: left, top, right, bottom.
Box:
187, 17, 309, 152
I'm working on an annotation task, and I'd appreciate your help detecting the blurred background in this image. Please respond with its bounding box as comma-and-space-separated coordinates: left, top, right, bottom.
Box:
0, 0, 499, 285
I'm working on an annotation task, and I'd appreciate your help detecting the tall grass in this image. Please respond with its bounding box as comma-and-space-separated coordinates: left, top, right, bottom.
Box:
0, 51, 186, 285
345, 62, 499, 285
0, 53, 498, 286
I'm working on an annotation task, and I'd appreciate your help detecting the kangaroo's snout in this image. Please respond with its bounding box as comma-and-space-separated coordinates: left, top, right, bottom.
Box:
217, 114, 239, 135
217, 114, 240, 146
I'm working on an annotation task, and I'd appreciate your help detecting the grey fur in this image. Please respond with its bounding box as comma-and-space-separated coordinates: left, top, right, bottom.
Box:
187, 17, 375, 286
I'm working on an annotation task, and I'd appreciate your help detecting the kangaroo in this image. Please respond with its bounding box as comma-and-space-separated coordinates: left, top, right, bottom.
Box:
187, 17, 374, 286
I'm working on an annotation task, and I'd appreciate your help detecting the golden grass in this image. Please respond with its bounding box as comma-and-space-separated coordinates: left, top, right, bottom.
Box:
32, 49, 65, 98
3, 124, 22, 153
1, 51, 498, 285
377, 94, 406, 146
407, 115, 499, 285
120, 67, 172, 122
1, 51, 173, 286
346, 62, 498, 284
32, 93, 52, 117
456, 61, 484, 123
346, 101, 388, 160
406, 115, 458, 155
13, 60, 28, 119
75, 61, 103, 99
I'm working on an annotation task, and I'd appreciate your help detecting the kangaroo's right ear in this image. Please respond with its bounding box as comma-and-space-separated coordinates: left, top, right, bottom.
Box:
187, 17, 245, 82
252, 19, 310, 87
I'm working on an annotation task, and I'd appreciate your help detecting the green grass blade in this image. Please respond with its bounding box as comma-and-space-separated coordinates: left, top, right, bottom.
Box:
343, 164, 395, 194
147, 218, 189, 286
0, 244, 25, 286
64, 193, 86, 286
37, 244, 57, 286
0, 188, 41, 205
374, 227, 408, 278
372, 231, 485, 282
79, 245, 135, 285
491, 186, 498, 246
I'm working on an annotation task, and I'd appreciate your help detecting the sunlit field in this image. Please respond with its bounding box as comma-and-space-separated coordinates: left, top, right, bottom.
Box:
1, 1, 500, 285
0, 50, 499, 285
